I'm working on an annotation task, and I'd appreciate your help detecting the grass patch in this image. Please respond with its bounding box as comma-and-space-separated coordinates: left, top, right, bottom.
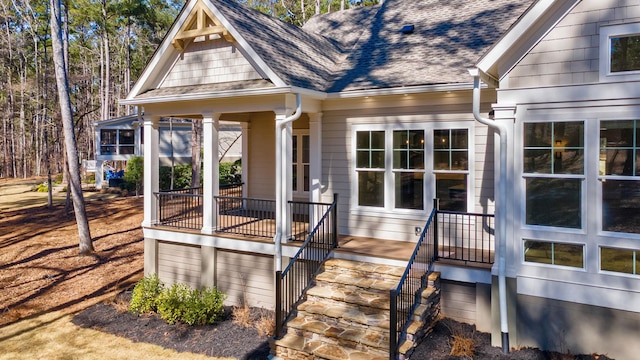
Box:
0, 311, 230, 360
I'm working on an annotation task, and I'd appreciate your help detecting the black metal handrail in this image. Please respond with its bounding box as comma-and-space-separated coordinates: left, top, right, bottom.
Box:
436, 210, 495, 264
389, 203, 437, 360
275, 194, 338, 338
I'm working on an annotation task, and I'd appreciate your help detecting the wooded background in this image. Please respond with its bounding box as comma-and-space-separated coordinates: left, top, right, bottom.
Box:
0, 0, 378, 180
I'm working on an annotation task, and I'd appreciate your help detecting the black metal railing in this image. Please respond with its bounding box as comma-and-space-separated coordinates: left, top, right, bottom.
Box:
155, 191, 203, 229
275, 194, 338, 338
436, 210, 495, 264
214, 196, 277, 238
389, 203, 437, 360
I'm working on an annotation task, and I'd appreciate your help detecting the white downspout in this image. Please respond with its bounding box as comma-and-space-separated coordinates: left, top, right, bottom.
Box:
469, 68, 509, 354
274, 93, 302, 271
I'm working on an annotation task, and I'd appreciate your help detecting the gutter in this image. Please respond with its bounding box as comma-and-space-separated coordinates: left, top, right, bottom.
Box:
274, 93, 302, 272
469, 68, 510, 354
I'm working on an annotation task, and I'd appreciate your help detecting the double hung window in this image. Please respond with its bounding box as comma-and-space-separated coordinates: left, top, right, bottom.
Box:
100, 129, 135, 155
292, 133, 310, 194
523, 121, 584, 229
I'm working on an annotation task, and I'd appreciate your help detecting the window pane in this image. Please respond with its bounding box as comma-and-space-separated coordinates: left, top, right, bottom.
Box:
524, 149, 552, 173
436, 173, 467, 212
524, 240, 553, 264
526, 178, 581, 228
119, 146, 135, 155
554, 149, 584, 175
100, 146, 116, 154
601, 120, 637, 175
553, 243, 584, 268
371, 150, 385, 168
602, 180, 640, 234
604, 149, 634, 175
524, 123, 552, 147
370, 131, 385, 149
358, 171, 384, 207
409, 150, 424, 169
611, 35, 640, 72
292, 164, 298, 192
601, 247, 635, 274
356, 131, 370, 148
395, 172, 423, 210
450, 151, 468, 170
101, 130, 117, 145
393, 131, 407, 150
302, 135, 310, 163
292, 135, 298, 163
303, 165, 310, 192
450, 129, 468, 149
409, 130, 424, 149
555, 122, 583, 148
434, 130, 449, 149
119, 130, 135, 145
356, 151, 369, 168
433, 151, 449, 170
394, 150, 407, 169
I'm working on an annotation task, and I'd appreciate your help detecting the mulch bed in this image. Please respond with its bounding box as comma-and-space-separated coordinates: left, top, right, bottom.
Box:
72, 293, 272, 360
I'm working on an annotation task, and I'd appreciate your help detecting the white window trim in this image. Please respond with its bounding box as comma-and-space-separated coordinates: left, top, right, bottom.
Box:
350, 122, 475, 218
522, 238, 587, 271
599, 22, 640, 82
598, 245, 639, 277
519, 119, 587, 233
596, 117, 640, 241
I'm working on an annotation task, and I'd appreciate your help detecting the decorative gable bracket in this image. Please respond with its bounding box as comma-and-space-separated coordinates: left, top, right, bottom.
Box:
172, 0, 234, 51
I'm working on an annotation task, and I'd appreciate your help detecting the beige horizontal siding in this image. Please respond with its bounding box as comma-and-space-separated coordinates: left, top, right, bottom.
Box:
509, 1, 640, 88
157, 241, 201, 289
321, 94, 495, 241
441, 280, 476, 325
215, 250, 274, 309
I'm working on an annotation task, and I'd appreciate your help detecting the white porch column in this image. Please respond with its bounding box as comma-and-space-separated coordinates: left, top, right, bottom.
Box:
202, 113, 221, 235
241, 122, 249, 198
142, 116, 160, 228
308, 113, 323, 203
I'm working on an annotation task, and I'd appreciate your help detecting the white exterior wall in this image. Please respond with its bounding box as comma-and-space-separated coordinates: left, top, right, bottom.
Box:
160, 38, 261, 88
508, 0, 640, 88
321, 92, 495, 242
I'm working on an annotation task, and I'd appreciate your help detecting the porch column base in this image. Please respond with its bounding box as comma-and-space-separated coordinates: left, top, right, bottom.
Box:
201, 226, 216, 235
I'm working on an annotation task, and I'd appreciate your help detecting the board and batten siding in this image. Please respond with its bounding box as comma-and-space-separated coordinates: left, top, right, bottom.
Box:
215, 250, 274, 309
160, 38, 261, 88
508, 0, 640, 88
157, 241, 201, 289
320, 92, 496, 241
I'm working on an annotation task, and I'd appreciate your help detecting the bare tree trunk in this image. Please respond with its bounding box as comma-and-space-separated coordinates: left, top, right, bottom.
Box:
50, 0, 94, 255
101, 0, 110, 121
191, 119, 202, 188
315, 0, 320, 15
341, 0, 345, 11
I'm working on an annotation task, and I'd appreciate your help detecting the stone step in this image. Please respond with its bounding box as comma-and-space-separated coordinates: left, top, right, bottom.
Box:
274, 333, 388, 360
297, 297, 390, 329
306, 282, 391, 310
322, 258, 405, 280
315, 270, 399, 292
287, 315, 390, 351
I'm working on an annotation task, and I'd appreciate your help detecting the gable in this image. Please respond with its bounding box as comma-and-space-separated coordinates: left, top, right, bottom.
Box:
506, 0, 640, 88
160, 0, 262, 88
160, 37, 262, 88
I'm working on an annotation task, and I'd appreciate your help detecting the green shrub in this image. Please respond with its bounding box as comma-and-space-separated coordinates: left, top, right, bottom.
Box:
156, 283, 226, 325
219, 160, 241, 185
156, 283, 189, 324
129, 274, 164, 314
181, 286, 226, 326
55, 173, 63, 184
124, 156, 143, 195
159, 164, 193, 190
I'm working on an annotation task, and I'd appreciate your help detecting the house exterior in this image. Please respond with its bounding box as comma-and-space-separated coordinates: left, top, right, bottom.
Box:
121, 0, 640, 358
93, 114, 241, 188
